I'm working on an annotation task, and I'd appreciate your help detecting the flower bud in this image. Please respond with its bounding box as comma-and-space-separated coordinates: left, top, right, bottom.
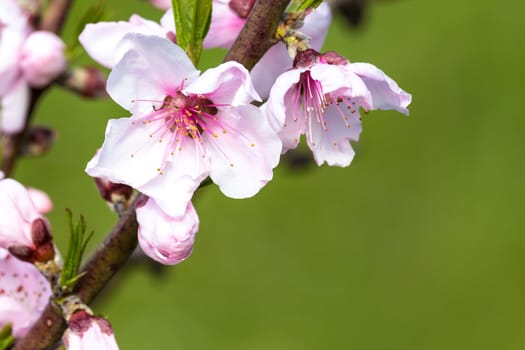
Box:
64, 310, 119, 350
22, 125, 57, 157
137, 198, 198, 265
94, 177, 134, 210
20, 31, 67, 88
59, 67, 107, 98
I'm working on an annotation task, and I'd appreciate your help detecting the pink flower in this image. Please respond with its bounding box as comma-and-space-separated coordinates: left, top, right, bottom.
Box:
86, 34, 281, 218
64, 310, 119, 350
266, 50, 411, 167
0, 178, 54, 262
0, 247, 52, 338
137, 197, 198, 265
0, 0, 66, 133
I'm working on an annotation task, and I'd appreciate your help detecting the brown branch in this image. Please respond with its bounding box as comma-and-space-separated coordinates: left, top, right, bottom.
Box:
13, 195, 144, 350
223, 0, 291, 70
40, 0, 73, 33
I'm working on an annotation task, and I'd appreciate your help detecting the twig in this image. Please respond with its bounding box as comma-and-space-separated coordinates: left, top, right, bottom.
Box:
223, 0, 291, 70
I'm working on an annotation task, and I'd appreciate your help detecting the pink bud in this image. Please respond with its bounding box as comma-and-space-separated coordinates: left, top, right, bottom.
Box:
137, 198, 199, 265
19, 31, 67, 87
64, 311, 119, 350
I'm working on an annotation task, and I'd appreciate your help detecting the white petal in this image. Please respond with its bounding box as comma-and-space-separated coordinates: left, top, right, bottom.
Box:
138, 140, 209, 217
183, 61, 260, 105
79, 15, 166, 68
203, 1, 246, 49
85, 117, 167, 188
266, 68, 303, 132
107, 34, 199, 114
207, 105, 282, 198
1, 78, 29, 134
309, 104, 362, 167
347, 62, 411, 114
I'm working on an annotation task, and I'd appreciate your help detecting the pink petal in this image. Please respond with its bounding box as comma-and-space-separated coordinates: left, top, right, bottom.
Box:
347, 62, 412, 115
27, 187, 53, 214
138, 140, 209, 217
266, 68, 303, 132
0, 179, 41, 248
85, 117, 167, 189
0, 248, 52, 337
309, 104, 362, 167
0, 0, 28, 94
183, 61, 260, 106
207, 104, 282, 198
0, 78, 29, 134
79, 15, 167, 68
203, 1, 246, 49
137, 198, 199, 265
107, 34, 199, 115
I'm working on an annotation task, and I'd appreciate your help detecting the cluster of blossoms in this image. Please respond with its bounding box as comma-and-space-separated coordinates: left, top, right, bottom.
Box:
81, 0, 410, 265
0, 174, 119, 349
0, 0, 66, 134
0, 0, 411, 348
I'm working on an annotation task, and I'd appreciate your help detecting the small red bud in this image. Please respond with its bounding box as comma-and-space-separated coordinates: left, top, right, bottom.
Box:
31, 218, 52, 246
293, 49, 321, 69
8, 245, 36, 263
94, 178, 133, 203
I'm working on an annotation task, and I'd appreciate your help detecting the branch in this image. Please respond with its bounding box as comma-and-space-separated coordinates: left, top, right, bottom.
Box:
40, 0, 73, 33
13, 194, 144, 350
223, 0, 291, 70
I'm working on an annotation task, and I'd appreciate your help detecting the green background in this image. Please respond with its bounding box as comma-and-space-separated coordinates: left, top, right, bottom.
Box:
14, 0, 525, 348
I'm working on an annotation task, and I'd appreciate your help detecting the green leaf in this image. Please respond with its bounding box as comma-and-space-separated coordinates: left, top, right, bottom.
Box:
0, 323, 14, 350
171, 0, 212, 65
59, 210, 94, 290
287, 0, 323, 13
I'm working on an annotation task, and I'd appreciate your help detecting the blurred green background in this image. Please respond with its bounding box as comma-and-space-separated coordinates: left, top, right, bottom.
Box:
13, 0, 525, 348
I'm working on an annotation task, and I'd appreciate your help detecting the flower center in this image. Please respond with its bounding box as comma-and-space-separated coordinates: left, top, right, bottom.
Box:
131, 91, 235, 172
289, 70, 360, 146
